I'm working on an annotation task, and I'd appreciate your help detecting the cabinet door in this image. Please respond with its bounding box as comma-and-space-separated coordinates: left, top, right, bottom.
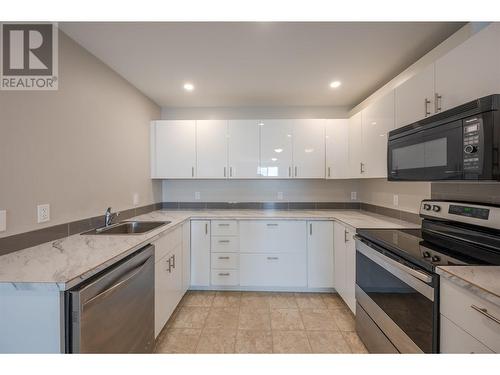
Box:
196, 120, 228, 178
333, 222, 347, 298
344, 227, 356, 314
227, 120, 260, 178
325, 119, 349, 179
348, 112, 363, 178
152, 120, 196, 178
395, 63, 435, 128
240, 253, 307, 287
435, 23, 500, 112
440, 315, 494, 353
182, 221, 191, 293
361, 90, 395, 178
292, 119, 326, 178
190, 220, 210, 287
260, 120, 293, 178
307, 221, 334, 288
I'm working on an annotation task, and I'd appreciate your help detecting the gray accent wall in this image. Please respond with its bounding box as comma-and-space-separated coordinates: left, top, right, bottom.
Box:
0, 31, 162, 238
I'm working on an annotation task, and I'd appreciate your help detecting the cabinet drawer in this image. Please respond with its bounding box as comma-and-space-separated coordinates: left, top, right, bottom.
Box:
211, 253, 239, 269
240, 253, 307, 287
211, 220, 238, 236
440, 278, 500, 352
154, 226, 182, 262
211, 269, 239, 286
211, 236, 239, 252
239, 220, 307, 253
440, 315, 494, 353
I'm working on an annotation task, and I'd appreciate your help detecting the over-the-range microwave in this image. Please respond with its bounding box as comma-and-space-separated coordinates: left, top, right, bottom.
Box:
387, 94, 500, 181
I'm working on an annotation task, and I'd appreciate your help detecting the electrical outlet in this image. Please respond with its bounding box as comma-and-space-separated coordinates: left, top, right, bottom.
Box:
0, 210, 6, 232
277, 192, 284, 200
194, 192, 201, 200
351, 191, 357, 201
133, 193, 139, 206
37, 204, 50, 223
393, 194, 399, 206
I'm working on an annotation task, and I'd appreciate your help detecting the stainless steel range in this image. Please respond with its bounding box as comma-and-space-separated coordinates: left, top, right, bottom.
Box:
354, 200, 500, 353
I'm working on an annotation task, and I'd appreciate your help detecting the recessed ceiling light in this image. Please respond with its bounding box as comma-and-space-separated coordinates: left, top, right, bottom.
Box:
183, 82, 194, 91
329, 81, 341, 89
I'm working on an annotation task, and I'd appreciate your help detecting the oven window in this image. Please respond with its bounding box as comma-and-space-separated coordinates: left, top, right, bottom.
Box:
356, 251, 434, 353
392, 137, 447, 170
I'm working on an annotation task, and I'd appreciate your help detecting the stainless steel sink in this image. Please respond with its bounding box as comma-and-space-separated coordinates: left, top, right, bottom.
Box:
82, 221, 171, 235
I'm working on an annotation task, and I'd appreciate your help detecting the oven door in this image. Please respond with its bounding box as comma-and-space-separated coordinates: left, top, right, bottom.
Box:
355, 238, 438, 353
388, 119, 463, 180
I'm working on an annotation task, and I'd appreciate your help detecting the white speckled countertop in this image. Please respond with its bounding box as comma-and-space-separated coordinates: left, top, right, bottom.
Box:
437, 266, 500, 307
0, 209, 418, 291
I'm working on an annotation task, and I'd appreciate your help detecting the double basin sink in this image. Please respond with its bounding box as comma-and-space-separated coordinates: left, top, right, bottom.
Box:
82, 221, 171, 235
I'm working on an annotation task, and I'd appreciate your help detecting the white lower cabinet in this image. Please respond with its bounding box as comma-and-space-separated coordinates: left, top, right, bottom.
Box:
333, 221, 356, 314
440, 315, 493, 354
190, 220, 211, 287
307, 221, 334, 288
239, 220, 307, 253
240, 253, 307, 288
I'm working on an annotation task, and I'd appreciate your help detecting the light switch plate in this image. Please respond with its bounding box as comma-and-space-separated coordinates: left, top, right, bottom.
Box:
0, 210, 6, 232
277, 192, 284, 200
37, 204, 50, 223
351, 191, 357, 201
393, 194, 399, 206
194, 192, 201, 200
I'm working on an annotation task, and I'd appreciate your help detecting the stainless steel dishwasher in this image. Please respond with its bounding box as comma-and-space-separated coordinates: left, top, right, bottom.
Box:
67, 245, 154, 353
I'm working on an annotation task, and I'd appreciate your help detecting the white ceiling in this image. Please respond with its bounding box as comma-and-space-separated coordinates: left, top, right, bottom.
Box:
60, 22, 465, 108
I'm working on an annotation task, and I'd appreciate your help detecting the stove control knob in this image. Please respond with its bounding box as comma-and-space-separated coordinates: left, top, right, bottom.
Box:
423, 203, 432, 211
464, 145, 478, 154
422, 251, 431, 258
432, 205, 441, 212
431, 255, 441, 263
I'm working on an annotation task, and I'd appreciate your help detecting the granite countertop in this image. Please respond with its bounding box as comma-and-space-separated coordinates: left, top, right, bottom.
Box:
437, 266, 500, 307
0, 209, 419, 290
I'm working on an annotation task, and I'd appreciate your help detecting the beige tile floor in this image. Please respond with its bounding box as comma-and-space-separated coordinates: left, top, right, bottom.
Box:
155, 291, 368, 354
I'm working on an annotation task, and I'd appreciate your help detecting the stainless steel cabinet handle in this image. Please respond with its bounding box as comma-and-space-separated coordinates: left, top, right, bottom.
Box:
360, 162, 365, 174
218, 272, 230, 276
267, 257, 279, 260
434, 93, 442, 113
424, 98, 431, 116
192, 166, 195, 177
171, 254, 175, 269
218, 240, 230, 243
328, 167, 331, 178
471, 305, 500, 325
289, 166, 291, 177
294, 166, 298, 177
309, 223, 313, 235
230, 166, 233, 177
205, 223, 208, 235
224, 166, 227, 177
218, 256, 230, 260
167, 257, 172, 273
266, 223, 278, 226
218, 223, 230, 226
344, 229, 349, 242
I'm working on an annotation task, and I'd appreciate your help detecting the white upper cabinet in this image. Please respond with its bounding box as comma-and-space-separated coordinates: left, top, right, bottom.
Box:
196, 120, 228, 178
227, 120, 261, 178
435, 23, 500, 112
151, 120, 196, 178
361, 90, 395, 178
395, 63, 435, 128
325, 119, 349, 179
292, 119, 326, 178
260, 120, 293, 178
348, 112, 363, 178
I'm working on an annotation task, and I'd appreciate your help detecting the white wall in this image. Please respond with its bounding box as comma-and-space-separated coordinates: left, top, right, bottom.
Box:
0, 31, 161, 237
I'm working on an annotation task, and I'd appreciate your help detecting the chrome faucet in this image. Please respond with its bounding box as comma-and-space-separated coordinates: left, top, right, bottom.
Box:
104, 207, 120, 227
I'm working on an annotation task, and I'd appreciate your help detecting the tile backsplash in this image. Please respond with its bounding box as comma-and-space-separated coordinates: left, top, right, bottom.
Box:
431, 182, 500, 204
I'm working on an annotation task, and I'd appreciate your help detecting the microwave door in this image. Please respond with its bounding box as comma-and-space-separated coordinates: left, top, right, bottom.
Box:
388, 120, 463, 181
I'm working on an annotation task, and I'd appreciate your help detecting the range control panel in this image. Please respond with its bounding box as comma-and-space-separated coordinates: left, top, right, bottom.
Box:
462, 117, 482, 171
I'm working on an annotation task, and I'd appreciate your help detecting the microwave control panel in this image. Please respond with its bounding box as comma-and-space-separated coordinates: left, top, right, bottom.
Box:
463, 117, 482, 171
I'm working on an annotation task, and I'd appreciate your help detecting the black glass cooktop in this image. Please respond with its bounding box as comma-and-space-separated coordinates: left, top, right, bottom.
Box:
357, 228, 489, 272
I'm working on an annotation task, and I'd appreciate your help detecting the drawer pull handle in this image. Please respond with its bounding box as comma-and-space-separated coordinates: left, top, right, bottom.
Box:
267, 257, 279, 260
218, 240, 230, 243
218, 256, 230, 260
266, 223, 278, 226
218, 223, 230, 227
471, 305, 500, 325
218, 272, 230, 276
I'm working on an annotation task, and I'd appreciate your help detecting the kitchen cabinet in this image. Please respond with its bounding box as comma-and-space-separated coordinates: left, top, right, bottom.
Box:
151, 120, 196, 178
190, 220, 211, 287
348, 112, 363, 178
239, 220, 306, 254
435, 23, 500, 113
307, 221, 334, 288
260, 119, 293, 178
325, 119, 349, 179
361, 90, 395, 178
196, 120, 228, 178
227, 120, 261, 178
210, 220, 240, 287
181, 221, 191, 293
395, 63, 435, 128
292, 119, 326, 178
334, 222, 356, 314
440, 315, 493, 353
